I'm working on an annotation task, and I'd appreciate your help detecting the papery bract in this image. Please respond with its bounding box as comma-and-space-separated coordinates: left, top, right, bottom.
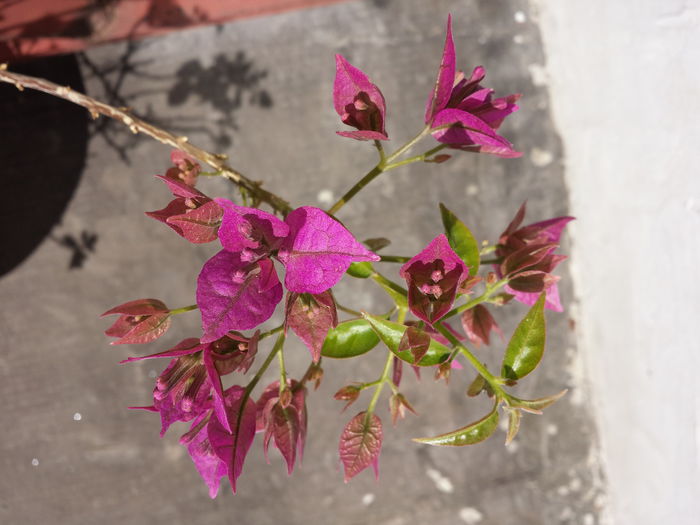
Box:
197, 250, 283, 343
285, 290, 338, 363
399, 234, 468, 325
256, 380, 307, 473
425, 16, 521, 157
460, 304, 503, 347
180, 408, 227, 498
339, 411, 383, 482
121, 334, 259, 436
278, 206, 380, 294
398, 325, 431, 364
102, 298, 171, 345
153, 355, 213, 436
146, 176, 223, 243
215, 199, 289, 261
497, 203, 574, 311
207, 385, 257, 494
333, 384, 362, 412
389, 393, 417, 426
334, 54, 388, 141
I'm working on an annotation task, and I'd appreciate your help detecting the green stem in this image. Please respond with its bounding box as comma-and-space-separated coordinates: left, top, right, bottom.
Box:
480, 258, 502, 265
243, 332, 285, 400
337, 304, 363, 317
383, 125, 432, 165
374, 140, 386, 163
383, 143, 447, 171
442, 278, 509, 321
379, 254, 411, 263
367, 350, 395, 415
169, 304, 197, 315
327, 126, 432, 215
366, 307, 406, 416
278, 346, 287, 394
327, 165, 383, 215
258, 324, 284, 340
371, 272, 408, 297
434, 322, 507, 399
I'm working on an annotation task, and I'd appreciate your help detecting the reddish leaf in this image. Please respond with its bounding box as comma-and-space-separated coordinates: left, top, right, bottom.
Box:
333, 384, 361, 412
398, 325, 431, 364
272, 403, 300, 474
339, 412, 383, 482
119, 337, 204, 364
207, 386, 257, 494
392, 356, 403, 388
389, 393, 417, 426
285, 290, 338, 362
103, 306, 171, 345
166, 200, 223, 244
460, 304, 503, 347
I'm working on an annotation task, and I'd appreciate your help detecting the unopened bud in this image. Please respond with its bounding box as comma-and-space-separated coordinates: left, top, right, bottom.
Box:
308, 364, 324, 390
434, 362, 451, 384
486, 272, 498, 285
279, 388, 292, 408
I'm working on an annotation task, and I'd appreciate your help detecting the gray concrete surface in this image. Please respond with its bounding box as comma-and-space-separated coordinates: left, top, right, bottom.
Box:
0, 1, 603, 524
537, 1, 700, 524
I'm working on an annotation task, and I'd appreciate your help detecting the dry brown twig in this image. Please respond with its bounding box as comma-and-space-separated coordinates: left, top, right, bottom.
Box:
0, 64, 293, 215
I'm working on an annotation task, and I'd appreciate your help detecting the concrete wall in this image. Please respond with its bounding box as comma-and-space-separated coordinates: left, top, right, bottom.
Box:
536, 1, 700, 524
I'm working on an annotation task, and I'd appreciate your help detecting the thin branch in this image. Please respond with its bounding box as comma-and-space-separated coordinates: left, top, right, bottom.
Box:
0, 65, 293, 216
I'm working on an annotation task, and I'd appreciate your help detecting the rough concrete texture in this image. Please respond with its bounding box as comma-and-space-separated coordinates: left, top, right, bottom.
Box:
0, 1, 603, 524
536, 1, 700, 524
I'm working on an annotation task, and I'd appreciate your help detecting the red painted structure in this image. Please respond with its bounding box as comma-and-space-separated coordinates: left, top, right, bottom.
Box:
0, 0, 350, 62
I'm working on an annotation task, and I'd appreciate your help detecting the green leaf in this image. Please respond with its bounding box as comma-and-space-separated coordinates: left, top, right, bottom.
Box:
508, 390, 568, 414
362, 313, 451, 366
347, 261, 374, 279
413, 402, 499, 446
321, 319, 380, 359
439, 203, 480, 276
503, 407, 521, 445
501, 293, 546, 381
466, 373, 487, 397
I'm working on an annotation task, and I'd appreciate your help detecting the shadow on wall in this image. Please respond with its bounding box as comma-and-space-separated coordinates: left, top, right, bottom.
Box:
0, 54, 89, 277
0, 44, 274, 277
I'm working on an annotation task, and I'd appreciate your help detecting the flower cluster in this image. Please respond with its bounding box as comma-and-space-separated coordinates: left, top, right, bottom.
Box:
99, 15, 572, 498
496, 203, 574, 311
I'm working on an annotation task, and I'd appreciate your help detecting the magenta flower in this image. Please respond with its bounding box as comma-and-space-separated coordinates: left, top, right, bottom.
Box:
198, 205, 378, 342
425, 16, 521, 157
180, 385, 258, 496
102, 298, 171, 345
123, 333, 258, 435
334, 54, 388, 141
207, 385, 257, 494
497, 203, 574, 311
277, 206, 380, 293
215, 198, 289, 262
146, 176, 223, 244
400, 234, 469, 325
197, 251, 283, 343
179, 408, 226, 498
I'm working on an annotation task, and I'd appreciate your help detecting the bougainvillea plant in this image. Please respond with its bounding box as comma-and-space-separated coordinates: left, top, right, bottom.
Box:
0, 15, 572, 497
